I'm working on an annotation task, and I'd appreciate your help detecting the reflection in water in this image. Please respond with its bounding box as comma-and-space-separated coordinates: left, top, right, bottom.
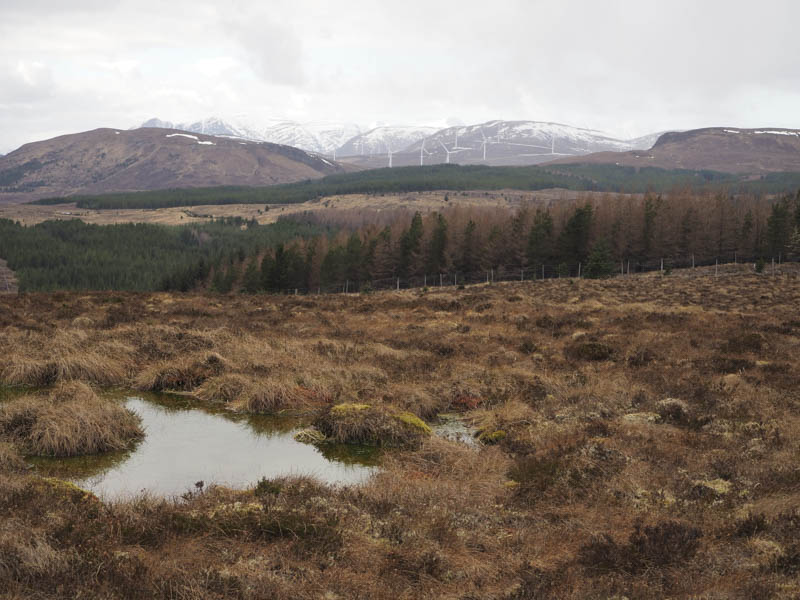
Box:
434, 413, 479, 447
33, 394, 378, 500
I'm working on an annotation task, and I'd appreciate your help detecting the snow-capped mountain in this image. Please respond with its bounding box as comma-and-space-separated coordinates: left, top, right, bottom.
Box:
262, 121, 362, 155
139, 117, 263, 143
338, 120, 666, 168
336, 126, 438, 158
137, 117, 665, 167
407, 121, 633, 162
138, 117, 362, 155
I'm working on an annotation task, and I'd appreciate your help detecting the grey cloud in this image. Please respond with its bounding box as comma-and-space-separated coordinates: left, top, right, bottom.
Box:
0, 0, 798, 152
0, 61, 55, 105
223, 16, 305, 86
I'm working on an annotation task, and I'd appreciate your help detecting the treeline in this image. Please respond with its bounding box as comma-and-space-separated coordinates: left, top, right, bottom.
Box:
32, 164, 800, 210
5, 189, 800, 294
0, 217, 331, 292
33, 165, 584, 209
218, 189, 800, 293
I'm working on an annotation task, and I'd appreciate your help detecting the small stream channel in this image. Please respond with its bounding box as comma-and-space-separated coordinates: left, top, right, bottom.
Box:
29, 394, 379, 500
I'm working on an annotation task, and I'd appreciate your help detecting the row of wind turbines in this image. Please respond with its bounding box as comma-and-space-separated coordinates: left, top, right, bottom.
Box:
383, 127, 564, 167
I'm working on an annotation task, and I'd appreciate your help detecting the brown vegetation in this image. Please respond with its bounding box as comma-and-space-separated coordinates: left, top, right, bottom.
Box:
0, 126, 346, 202
1, 268, 799, 597
0, 382, 143, 457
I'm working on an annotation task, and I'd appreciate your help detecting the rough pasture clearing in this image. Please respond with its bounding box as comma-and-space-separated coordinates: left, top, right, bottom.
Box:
0, 188, 627, 226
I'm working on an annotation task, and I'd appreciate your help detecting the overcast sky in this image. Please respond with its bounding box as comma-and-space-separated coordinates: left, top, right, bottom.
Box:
1, 0, 799, 153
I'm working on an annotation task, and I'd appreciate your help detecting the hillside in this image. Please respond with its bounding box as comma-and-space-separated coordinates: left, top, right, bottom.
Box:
0, 127, 349, 203
28, 163, 800, 211
546, 127, 800, 174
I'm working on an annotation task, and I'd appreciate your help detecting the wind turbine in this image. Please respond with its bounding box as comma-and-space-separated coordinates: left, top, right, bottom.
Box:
453, 128, 473, 150
438, 140, 453, 164
385, 139, 394, 168
480, 129, 488, 161
420, 139, 426, 166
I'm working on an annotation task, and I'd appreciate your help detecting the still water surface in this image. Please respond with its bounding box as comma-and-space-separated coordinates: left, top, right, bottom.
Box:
32, 394, 378, 499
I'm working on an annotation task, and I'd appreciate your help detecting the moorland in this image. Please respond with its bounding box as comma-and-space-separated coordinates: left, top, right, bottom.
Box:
1, 266, 800, 598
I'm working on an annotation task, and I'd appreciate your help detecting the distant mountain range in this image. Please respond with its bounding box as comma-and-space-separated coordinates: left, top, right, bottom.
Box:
346, 120, 666, 168
139, 117, 361, 156
0, 127, 348, 203
546, 127, 800, 173
335, 125, 439, 158
3, 119, 799, 204
137, 116, 665, 167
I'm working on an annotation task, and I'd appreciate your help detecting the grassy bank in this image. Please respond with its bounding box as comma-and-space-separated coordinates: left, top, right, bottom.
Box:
1, 267, 799, 597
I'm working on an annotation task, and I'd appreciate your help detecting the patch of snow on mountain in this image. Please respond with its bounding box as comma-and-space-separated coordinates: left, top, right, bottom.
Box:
166, 133, 199, 141
754, 130, 799, 136
337, 125, 437, 156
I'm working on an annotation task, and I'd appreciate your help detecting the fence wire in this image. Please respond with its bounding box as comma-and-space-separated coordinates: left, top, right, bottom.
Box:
259, 255, 800, 296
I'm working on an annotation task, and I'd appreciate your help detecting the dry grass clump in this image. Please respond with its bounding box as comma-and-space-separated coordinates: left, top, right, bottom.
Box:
0, 387, 143, 457
0, 441, 25, 472
314, 403, 430, 447
237, 380, 304, 413
0, 522, 72, 584
196, 374, 328, 413
194, 373, 250, 403
49, 380, 97, 404
1, 330, 130, 387
134, 351, 227, 392
2, 352, 127, 387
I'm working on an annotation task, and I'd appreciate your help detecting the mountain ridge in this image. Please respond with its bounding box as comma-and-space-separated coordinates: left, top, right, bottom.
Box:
339, 120, 665, 168
0, 127, 349, 203
136, 116, 666, 166
139, 117, 362, 155
545, 127, 800, 173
